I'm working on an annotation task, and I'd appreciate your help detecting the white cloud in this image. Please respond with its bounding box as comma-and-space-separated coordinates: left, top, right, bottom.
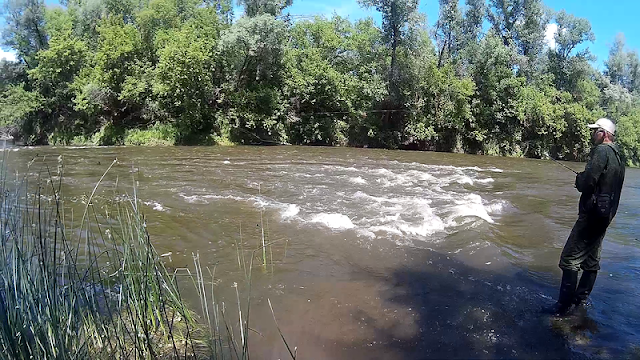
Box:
0, 49, 17, 62
544, 23, 558, 49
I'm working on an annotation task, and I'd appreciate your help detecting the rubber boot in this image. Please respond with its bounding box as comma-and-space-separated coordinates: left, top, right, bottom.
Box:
544, 269, 579, 316
574, 270, 598, 307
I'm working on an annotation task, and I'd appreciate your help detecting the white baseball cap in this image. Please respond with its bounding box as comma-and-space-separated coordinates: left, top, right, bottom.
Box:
587, 118, 615, 135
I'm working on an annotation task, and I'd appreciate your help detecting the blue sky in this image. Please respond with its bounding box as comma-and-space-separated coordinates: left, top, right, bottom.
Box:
1, 0, 638, 68
283, 0, 639, 68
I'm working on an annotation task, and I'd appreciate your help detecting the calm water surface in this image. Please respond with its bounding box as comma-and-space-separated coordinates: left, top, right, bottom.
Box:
5, 145, 640, 359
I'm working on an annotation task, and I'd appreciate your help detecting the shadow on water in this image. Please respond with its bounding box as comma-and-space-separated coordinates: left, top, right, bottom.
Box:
318, 248, 601, 360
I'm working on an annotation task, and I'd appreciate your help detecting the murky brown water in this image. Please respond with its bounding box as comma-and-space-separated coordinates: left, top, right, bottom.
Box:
4, 145, 640, 359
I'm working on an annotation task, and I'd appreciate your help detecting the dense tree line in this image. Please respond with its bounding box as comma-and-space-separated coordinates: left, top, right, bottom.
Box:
1, 0, 639, 164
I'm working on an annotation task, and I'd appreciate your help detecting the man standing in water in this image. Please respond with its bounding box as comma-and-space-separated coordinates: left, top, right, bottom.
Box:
547, 118, 626, 317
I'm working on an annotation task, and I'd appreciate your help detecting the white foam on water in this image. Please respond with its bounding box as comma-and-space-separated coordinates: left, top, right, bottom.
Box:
382, 213, 401, 222
352, 191, 389, 203
281, 204, 300, 219
403, 170, 437, 182
475, 178, 495, 184
454, 175, 474, 185
180, 194, 208, 204
399, 161, 504, 173
445, 194, 495, 224
310, 213, 355, 230
175, 159, 513, 244
396, 217, 446, 236
320, 165, 360, 172
356, 228, 377, 239
448, 203, 494, 224
143, 201, 168, 212
373, 168, 396, 177
485, 200, 508, 214
179, 193, 245, 204
369, 225, 404, 236
458, 166, 504, 173
180, 192, 303, 223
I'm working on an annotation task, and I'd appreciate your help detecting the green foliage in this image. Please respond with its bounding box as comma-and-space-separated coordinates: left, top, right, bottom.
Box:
240, 0, 291, 17
284, 16, 377, 146
125, 122, 176, 145
2, 0, 48, 68
435, 0, 463, 67
405, 55, 476, 152
605, 34, 640, 93
216, 14, 289, 145
0, 60, 27, 91
0, 84, 42, 140
28, 24, 88, 139
358, 0, 419, 107
92, 121, 125, 145
516, 82, 566, 157
617, 107, 640, 166
0, 0, 639, 165
153, 11, 219, 144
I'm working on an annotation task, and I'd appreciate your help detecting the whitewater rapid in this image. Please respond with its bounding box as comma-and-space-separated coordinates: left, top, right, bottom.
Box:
168, 160, 512, 245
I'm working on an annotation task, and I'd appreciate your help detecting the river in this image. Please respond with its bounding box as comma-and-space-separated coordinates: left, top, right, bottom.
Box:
4, 145, 640, 359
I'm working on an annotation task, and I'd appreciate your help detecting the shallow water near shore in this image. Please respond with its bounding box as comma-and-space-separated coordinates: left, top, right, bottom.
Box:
5, 145, 640, 359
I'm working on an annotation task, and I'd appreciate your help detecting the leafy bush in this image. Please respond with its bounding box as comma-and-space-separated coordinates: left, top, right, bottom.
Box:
125, 122, 176, 146
92, 122, 125, 145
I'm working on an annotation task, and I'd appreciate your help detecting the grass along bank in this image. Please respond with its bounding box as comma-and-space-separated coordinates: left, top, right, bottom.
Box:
47, 122, 239, 147
0, 155, 292, 359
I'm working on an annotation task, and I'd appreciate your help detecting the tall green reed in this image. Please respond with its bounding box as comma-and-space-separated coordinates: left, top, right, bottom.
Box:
0, 152, 296, 359
0, 154, 201, 359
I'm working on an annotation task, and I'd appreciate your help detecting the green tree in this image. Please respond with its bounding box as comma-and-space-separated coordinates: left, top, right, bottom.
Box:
27, 11, 88, 143
435, 0, 463, 67
216, 14, 289, 144
454, 0, 486, 77
153, 10, 219, 144
405, 57, 476, 151
0, 84, 42, 141
2, 0, 47, 68
73, 16, 147, 138
468, 32, 525, 155
284, 16, 387, 146
546, 10, 595, 93
285, 17, 351, 145
239, 0, 292, 17
0, 60, 28, 91
338, 17, 388, 146
358, 0, 418, 102
617, 106, 640, 166
462, 0, 485, 47
605, 33, 640, 93
487, 0, 547, 78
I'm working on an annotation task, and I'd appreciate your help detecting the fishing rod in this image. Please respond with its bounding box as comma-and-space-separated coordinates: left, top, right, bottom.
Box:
550, 157, 578, 175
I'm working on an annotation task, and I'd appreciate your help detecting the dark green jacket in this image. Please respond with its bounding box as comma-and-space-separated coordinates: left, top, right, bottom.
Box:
575, 143, 626, 221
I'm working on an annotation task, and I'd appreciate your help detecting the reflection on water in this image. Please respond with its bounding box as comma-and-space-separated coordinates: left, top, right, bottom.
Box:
3, 145, 639, 359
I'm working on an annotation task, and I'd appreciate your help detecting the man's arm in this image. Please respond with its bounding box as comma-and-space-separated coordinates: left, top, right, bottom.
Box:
575, 145, 608, 193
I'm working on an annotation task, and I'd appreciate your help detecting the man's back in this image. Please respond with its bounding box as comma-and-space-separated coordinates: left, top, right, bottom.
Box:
576, 143, 626, 220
